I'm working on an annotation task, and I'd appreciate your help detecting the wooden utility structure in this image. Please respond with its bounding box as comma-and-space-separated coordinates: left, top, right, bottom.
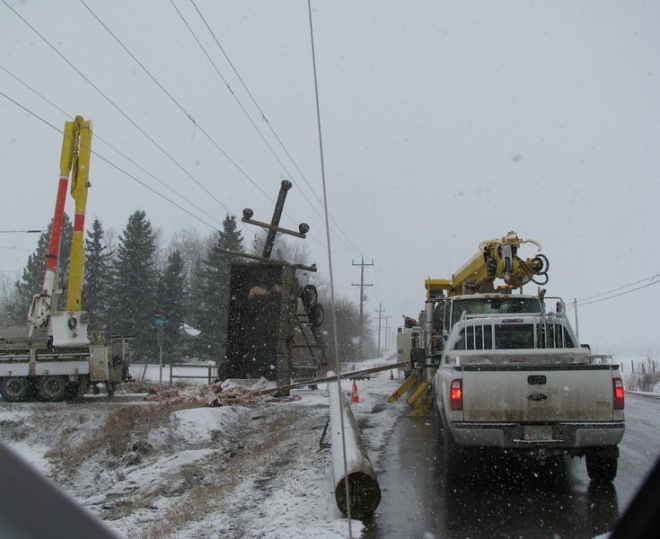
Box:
222, 181, 327, 392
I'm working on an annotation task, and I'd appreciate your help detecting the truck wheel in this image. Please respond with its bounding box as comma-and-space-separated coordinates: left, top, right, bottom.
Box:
38, 376, 69, 402
441, 430, 463, 480
586, 454, 618, 482
0, 377, 31, 402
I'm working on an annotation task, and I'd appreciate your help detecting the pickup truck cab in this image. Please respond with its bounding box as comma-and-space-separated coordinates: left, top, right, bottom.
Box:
432, 312, 625, 481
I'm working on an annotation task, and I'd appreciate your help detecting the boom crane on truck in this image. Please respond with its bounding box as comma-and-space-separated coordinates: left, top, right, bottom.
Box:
27, 116, 92, 347
425, 230, 549, 299
397, 231, 551, 382
422, 231, 550, 353
0, 116, 130, 402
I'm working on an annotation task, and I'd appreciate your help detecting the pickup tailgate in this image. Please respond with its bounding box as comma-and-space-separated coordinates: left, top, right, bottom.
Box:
460, 364, 618, 422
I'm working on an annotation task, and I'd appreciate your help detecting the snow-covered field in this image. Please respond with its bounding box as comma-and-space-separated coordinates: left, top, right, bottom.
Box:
1, 354, 657, 538
0, 356, 407, 538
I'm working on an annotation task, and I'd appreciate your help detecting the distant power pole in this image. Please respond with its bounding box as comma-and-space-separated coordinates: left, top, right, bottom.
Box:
383, 314, 391, 350
352, 257, 374, 360
375, 302, 386, 355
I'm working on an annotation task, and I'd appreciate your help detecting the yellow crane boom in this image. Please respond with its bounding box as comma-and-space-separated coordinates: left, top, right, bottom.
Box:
426, 231, 549, 298
27, 116, 92, 346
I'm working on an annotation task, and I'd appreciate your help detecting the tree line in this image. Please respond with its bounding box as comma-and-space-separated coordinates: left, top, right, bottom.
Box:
0, 210, 377, 365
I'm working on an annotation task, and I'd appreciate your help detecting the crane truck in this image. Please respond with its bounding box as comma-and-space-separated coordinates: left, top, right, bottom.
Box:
432, 308, 624, 482
397, 231, 550, 374
0, 116, 130, 402
395, 232, 624, 481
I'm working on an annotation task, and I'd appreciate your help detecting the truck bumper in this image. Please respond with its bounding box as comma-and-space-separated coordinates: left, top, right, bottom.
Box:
451, 421, 625, 452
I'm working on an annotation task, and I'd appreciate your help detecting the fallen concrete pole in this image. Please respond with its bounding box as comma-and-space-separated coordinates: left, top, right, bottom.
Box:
327, 371, 381, 519
255, 361, 408, 396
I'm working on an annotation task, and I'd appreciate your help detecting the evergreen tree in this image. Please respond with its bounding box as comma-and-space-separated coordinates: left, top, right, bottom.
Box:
157, 249, 187, 363
7, 214, 72, 324
108, 210, 158, 361
194, 215, 244, 361
84, 218, 112, 329
167, 228, 207, 335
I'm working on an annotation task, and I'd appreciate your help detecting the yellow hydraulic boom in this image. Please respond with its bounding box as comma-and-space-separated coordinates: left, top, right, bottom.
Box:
426, 231, 549, 299
27, 116, 92, 346
64, 117, 92, 313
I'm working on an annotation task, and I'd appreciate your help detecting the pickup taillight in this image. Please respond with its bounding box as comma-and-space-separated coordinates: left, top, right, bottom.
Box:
613, 377, 625, 410
449, 379, 463, 410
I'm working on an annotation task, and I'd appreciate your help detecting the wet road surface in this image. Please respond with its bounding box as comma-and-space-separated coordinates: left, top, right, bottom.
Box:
362, 393, 660, 539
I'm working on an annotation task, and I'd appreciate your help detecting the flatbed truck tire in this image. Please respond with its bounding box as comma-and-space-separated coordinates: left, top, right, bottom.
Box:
38, 376, 69, 402
0, 377, 31, 402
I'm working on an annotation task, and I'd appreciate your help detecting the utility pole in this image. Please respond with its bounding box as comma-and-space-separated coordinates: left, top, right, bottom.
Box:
383, 314, 391, 350
352, 257, 374, 360
153, 315, 170, 392
375, 302, 386, 356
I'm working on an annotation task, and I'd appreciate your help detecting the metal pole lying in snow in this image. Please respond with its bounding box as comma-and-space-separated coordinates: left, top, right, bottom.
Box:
327, 371, 382, 519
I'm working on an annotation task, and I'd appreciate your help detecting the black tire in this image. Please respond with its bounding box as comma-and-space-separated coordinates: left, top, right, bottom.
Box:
586, 454, 618, 482
442, 430, 461, 472
38, 376, 69, 402
310, 303, 325, 327
302, 284, 318, 308
0, 377, 31, 402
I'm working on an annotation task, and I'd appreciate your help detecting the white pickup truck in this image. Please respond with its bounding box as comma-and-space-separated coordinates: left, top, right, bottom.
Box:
431, 311, 625, 481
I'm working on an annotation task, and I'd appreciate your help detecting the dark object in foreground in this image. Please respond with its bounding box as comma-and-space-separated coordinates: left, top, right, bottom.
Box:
610, 456, 660, 539
0, 442, 121, 538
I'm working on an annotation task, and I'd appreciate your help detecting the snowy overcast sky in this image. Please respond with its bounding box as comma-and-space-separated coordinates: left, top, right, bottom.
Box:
1, 1, 659, 354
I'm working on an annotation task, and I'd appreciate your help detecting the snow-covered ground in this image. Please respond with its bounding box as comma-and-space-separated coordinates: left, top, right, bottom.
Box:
0, 356, 408, 538
1, 354, 657, 538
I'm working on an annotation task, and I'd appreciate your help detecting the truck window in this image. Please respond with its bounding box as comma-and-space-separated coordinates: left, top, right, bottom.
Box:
494, 324, 535, 349
450, 297, 542, 327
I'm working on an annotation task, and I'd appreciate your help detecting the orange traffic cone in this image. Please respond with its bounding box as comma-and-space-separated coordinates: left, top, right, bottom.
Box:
351, 381, 360, 403
389, 370, 394, 380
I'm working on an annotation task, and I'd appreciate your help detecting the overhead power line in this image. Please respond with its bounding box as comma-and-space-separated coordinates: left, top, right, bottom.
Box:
575, 273, 660, 307
0, 90, 220, 231
78, 0, 273, 204
4, 0, 367, 263
183, 0, 365, 257
4, 0, 239, 224
0, 65, 225, 231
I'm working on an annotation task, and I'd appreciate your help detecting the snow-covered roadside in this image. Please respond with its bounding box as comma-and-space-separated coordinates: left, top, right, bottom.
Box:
0, 358, 407, 538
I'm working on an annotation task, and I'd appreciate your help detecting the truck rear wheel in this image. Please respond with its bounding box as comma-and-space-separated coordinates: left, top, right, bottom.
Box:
38, 376, 69, 402
586, 454, 618, 482
0, 377, 31, 402
441, 429, 465, 481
